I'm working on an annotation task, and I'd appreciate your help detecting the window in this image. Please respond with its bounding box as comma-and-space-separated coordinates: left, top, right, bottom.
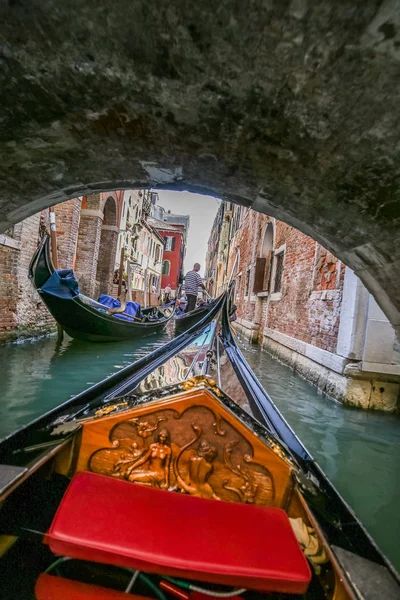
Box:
164, 236, 175, 251
162, 260, 171, 275
273, 251, 284, 293
245, 269, 250, 297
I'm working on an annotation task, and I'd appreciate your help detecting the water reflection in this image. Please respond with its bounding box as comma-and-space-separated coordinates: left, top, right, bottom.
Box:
0, 329, 171, 440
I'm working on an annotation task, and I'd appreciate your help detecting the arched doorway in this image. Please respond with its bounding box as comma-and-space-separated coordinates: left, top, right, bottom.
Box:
96, 197, 118, 296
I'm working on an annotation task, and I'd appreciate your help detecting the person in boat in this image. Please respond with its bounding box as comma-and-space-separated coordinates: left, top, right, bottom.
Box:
178, 293, 187, 312
184, 263, 206, 313
163, 284, 172, 304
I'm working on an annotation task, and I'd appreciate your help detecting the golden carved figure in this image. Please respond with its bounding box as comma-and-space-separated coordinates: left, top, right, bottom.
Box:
175, 431, 220, 500
125, 428, 172, 489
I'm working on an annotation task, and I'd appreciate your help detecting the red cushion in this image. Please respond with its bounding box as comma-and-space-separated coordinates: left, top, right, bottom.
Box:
47, 472, 311, 595
35, 573, 150, 600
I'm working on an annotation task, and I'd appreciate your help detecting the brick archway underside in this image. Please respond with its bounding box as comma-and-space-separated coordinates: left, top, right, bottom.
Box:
0, 2, 399, 332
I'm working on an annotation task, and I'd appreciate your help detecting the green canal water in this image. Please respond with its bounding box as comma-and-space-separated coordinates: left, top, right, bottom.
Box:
0, 331, 399, 572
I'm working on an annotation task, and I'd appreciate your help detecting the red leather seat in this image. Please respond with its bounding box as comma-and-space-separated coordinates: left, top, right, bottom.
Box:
46, 472, 311, 595
35, 573, 149, 600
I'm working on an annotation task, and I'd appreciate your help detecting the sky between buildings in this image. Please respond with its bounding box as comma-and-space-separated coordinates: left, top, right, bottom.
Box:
153, 190, 220, 276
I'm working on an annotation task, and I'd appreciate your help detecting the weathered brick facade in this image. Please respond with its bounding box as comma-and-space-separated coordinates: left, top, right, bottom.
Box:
0, 192, 122, 343
0, 216, 55, 343
259, 223, 344, 354
54, 198, 82, 269
222, 209, 344, 354
207, 202, 400, 410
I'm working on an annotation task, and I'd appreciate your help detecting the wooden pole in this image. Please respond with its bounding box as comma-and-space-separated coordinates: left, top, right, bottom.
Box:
148, 276, 151, 307
127, 262, 132, 302
49, 206, 63, 341
143, 268, 148, 308
117, 246, 124, 297
49, 206, 59, 269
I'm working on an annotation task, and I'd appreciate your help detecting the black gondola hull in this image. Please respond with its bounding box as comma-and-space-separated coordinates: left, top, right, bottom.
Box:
30, 236, 174, 342
175, 302, 219, 332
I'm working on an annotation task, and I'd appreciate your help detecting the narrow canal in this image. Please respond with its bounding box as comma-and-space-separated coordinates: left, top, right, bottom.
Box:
0, 330, 399, 571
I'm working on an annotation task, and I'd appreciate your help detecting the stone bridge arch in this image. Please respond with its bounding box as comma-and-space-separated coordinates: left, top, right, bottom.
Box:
0, 1, 399, 333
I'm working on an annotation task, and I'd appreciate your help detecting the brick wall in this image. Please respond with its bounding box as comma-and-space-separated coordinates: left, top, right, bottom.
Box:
74, 194, 103, 297
0, 244, 18, 336
260, 222, 343, 353
228, 208, 344, 354
54, 198, 81, 268
0, 194, 122, 343
232, 210, 269, 323
0, 214, 55, 343
96, 228, 118, 296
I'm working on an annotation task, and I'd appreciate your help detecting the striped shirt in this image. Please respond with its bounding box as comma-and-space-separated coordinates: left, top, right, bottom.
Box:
184, 270, 203, 295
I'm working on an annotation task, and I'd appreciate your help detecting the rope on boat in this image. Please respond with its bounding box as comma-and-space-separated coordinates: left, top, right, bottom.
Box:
289, 517, 328, 574
164, 577, 246, 597
125, 570, 140, 593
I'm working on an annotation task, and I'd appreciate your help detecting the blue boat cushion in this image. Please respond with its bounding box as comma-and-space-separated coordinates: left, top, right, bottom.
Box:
98, 295, 142, 322
41, 270, 80, 299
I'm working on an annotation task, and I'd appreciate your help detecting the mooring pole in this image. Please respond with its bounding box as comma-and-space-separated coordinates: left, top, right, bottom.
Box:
49, 206, 63, 341
127, 262, 132, 302
118, 246, 124, 297
49, 206, 59, 269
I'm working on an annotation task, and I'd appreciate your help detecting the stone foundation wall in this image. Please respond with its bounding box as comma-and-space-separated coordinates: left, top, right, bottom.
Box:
258, 330, 399, 412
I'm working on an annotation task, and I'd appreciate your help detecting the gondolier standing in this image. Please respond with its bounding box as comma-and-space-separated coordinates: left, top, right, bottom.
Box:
184, 263, 206, 313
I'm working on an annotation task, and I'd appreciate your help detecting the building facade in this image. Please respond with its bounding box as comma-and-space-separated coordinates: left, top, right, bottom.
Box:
115, 191, 163, 304
149, 219, 185, 295
205, 202, 400, 411
0, 190, 166, 342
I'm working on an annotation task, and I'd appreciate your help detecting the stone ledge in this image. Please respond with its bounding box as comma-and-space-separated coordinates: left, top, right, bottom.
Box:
237, 317, 259, 330
0, 235, 21, 250
260, 336, 399, 412
361, 361, 400, 377
80, 209, 104, 219
233, 319, 259, 343
262, 327, 348, 374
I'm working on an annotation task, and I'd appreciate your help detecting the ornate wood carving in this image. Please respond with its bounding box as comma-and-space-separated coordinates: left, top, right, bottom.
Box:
85, 402, 278, 505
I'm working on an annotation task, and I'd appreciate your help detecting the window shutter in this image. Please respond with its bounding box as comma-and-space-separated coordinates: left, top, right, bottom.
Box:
263, 251, 272, 291
171, 237, 176, 251
253, 257, 266, 293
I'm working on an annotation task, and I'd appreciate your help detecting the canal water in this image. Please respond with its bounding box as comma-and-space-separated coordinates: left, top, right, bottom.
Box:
0, 331, 399, 572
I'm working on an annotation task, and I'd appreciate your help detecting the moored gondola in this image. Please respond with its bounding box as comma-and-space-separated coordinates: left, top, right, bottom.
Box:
0, 294, 398, 600
29, 235, 176, 342
174, 298, 220, 332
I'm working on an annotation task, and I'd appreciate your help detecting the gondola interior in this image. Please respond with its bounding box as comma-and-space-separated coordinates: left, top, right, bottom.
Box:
0, 291, 398, 599
1, 375, 371, 600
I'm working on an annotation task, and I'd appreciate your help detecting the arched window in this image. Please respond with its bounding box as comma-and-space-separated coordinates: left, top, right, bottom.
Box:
162, 260, 170, 275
